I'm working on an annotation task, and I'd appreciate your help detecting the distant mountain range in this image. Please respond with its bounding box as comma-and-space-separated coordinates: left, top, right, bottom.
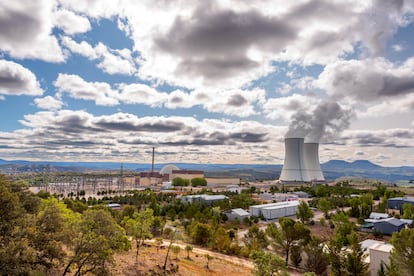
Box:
0, 158, 413, 183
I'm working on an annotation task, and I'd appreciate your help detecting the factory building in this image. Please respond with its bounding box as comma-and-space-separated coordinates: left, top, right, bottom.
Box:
249, 200, 300, 220
223, 208, 250, 221
171, 169, 204, 181
279, 138, 325, 183
387, 197, 414, 210
180, 194, 228, 205
205, 176, 240, 187
360, 239, 393, 276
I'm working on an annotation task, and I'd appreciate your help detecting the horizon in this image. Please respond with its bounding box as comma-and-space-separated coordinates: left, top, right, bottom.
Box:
1, 1, 414, 167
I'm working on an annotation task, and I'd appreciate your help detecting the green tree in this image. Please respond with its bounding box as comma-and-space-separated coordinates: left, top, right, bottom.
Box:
249, 250, 287, 276
63, 209, 130, 275
0, 175, 38, 275
290, 245, 302, 268
185, 245, 193, 259
331, 212, 355, 246
327, 237, 345, 276
172, 245, 180, 260
243, 225, 269, 252
211, 226, 232, 252
155, 237, 163, 253
172, 177, 190, 186
304, 236, 329, 276
296, 200, 314, 224
189, 221, 211, 246
317, 198, 331, 218
343, 232, 368, 276
266, 218, 311, 265
389, 228, 414, 276
191, 177, 207, 187
402, 203, 414, 220
122, 208, 154, 263
31, 198, 70, 272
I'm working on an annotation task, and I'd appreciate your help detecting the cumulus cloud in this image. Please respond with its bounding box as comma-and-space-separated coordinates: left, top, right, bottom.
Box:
54, 9, 91, 35
1, 109, 283, 162
62, 37, 136, 75
0, 60, 43, 96
54, 73, 119, 106
34, 96, 64, 110
118, 83, 168, 107
154, 3, 296, 82
0, 0, 65, 62
317, 57, 414, 101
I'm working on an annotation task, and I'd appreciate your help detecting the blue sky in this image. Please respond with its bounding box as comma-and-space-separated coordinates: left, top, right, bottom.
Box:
0, 0, 414, 166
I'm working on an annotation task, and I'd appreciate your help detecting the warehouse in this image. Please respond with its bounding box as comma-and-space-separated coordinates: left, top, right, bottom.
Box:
223, 208, 250, 221
387, 197, 414, 210
249, 200, 300, 220
180, 194, 228, 205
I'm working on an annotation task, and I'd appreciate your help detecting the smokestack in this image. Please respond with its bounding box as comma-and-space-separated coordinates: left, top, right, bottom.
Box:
151, 147, 155, 173
279, 138, 310, 182
304, 143, 325, 181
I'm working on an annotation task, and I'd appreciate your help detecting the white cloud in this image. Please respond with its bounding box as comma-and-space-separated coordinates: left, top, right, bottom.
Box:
62, 37, 136, 75
54, 73, 119, 106
0, 60, 43, 96
53, 0, 414, 91
54, 9, 91, 35
34, 96, 64, 110
0, 0, 65, 62
316, 57, 414, 101
392, 44, 405, 52
118, 83, 168, 107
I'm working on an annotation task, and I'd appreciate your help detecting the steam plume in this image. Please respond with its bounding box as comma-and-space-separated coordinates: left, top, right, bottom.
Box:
285, 101, 353, 142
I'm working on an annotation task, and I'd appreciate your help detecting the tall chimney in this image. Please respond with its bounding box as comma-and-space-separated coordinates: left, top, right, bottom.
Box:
279, 138, 310, 182
151, 147, 155, 173
304, 143, 324, 181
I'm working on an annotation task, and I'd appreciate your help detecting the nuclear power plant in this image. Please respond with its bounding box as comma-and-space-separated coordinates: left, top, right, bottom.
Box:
279, 138, 325, 183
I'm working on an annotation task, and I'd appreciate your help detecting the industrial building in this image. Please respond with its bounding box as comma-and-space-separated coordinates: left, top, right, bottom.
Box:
205, 176, 240, 187
279, 138, 325, 183
387, 197, 414, 210
373, 218, 412, 235
180, 194, 228, 205
361, 239, 393, 276
364, 216, 413, 235
223, 208, 250, 221
249, 200, 300, 220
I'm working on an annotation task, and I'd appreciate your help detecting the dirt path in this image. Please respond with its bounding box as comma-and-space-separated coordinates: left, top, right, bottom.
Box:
147, 239, 254, 269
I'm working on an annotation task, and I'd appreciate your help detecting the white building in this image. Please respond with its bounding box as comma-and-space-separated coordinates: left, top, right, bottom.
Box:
223, 208, 250, 221
360, 239, 393, 276
249, 200, 300, 220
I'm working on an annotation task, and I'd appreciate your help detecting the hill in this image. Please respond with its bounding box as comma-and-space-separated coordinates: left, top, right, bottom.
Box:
0, 158, 413, 183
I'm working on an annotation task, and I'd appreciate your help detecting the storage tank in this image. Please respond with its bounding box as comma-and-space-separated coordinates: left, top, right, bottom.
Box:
280, 138, 310, 182
304, 143, 325, 181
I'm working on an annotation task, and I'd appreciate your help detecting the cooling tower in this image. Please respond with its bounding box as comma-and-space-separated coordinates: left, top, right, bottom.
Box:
279, 138, 310, 182
304, 143, 325, 181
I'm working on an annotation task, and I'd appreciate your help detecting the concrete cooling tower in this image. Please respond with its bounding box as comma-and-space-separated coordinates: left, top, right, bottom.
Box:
304, 143, 325, 181
279, 138, 310, 182
279, 138, 325, 183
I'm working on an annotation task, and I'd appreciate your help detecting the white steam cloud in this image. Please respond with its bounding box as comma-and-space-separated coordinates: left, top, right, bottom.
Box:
285, 101, 353, 143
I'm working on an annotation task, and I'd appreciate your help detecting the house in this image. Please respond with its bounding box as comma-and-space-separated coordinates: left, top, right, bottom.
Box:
223, 208, 250, 221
